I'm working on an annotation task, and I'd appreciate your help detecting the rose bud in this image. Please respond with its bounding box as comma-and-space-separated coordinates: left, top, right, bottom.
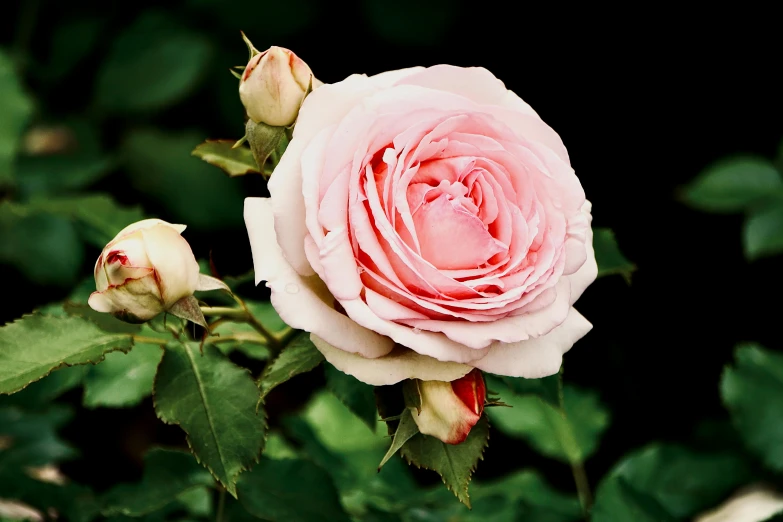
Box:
238, 46, 320, 127
410, 369, 486, 445
88, 219, 200, 323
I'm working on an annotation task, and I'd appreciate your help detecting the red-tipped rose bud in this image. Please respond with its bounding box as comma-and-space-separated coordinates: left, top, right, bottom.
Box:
238, 46, 320, 127
410, 369, 486, 445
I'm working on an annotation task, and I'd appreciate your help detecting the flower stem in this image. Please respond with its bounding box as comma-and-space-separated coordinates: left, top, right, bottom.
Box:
557, 369, 593, 517
131, 335, 168, 346
216, 487, 226, 522
201, 302, 281, 352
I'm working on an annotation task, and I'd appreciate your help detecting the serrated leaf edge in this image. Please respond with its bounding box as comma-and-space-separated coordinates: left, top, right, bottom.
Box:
152, 343, 268, 497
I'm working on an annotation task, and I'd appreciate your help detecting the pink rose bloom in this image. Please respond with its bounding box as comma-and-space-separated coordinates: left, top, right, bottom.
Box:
245, 65, 596, 385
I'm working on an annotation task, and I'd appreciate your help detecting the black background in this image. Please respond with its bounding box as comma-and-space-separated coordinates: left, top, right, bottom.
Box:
3, 0, 782, 496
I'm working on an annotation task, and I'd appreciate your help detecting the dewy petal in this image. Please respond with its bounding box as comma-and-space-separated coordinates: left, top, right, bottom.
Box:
311, 334, 472, 386
472, 308, 592, 378
244, 197, 393, 359
141, 225, 200, 308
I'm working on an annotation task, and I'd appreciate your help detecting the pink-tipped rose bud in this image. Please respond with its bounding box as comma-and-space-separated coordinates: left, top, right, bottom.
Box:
88, 219, 200, 323
238, 46, 319, 127
411, 369, 486, 445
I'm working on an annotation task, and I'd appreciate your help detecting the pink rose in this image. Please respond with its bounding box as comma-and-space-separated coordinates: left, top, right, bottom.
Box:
245, 65, 597, 385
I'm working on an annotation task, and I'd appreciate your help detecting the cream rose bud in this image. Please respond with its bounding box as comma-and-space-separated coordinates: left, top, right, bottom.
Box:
411, 369, 486, 445
88, 219, 200, 323
239, 46, 319, 127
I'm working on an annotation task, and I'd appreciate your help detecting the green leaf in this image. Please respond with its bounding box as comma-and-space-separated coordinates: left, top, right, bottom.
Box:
153, 342, 266, 495
43, 16, 103, 79
683, 156, 783, 213
0, 203, 83, 286
94, 11, 213, 113
0, 315, 134, 395
488, 381, 609, 464
258, 333, 324, 400
102, 448, 214, 517
83, 344, 163, 408
0, 406, 76, 470
121, 129, 245, 229
192, 140, 261, 177
487, 374, 560, 407
0, 366, 85, 409
400, 415, 489, 508
744, 204, 783, 260
0, 472, 99, 522
236, 457, 351, 522
324, 362, 378, 430
600, 444, 751, 519
592, 476, 676, 522
0, 50, 34, 185
593, 228, 635, 282
378, 408, 419, 470
721, 343, 783, 471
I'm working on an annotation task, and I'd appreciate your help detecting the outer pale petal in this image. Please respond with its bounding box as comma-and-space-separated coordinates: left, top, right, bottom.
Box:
88, 274, 165, 322
112, 219, 187, 241
568, 225, 597, 305
141, 225, 200, 308
245, 197, 393, 359
311, 335, 472, 386
412, 379, 480, 444
473, 309, 592, 378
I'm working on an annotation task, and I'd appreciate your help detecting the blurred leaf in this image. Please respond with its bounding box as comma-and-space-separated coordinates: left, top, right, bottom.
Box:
744, 204, 783, 260
153, 342, 266, 496
122, 129, 245, 229
102, 449, 213, 517
683, 156, 783, 213
0, 50, 34, 185
16, 154, 115, 198
43, 16, 103, 79
721, 343, 783, 471
258, 333, 324, 400
362, 0, 458, 46
176, 486, 213, 517
597, 444, 751, 519
488, 381, 609, 464
83, 344, 162, 409
0, 202, 83, 285
0, 366, 85, 409
236, 457, 351, 522
325, 362, 378, 431
378, 409, 418, 470
400, 416, 489, 508
0, 472, 99, 522
23, 193, 145, 248
410, 469, 581, 522
94, 11, 213, 113
0, 314, 134, 395
192, 140, 261, 177
0, 406, 76, 470
245, 300, 287, 333
591, 476, 675, 522
61, 302, 143, 334
594, 228, 635, 282
264, 431, 299, 460
487, 374, 559, 408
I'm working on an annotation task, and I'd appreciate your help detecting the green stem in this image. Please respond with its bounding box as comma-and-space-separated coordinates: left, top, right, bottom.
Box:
216, 487, 226, 522
557, 370, 593, 517
131, 335, 168, 346
201, 302, 281, 352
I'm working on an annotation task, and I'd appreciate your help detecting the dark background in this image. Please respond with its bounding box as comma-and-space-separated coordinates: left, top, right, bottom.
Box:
2, 0, 781, 497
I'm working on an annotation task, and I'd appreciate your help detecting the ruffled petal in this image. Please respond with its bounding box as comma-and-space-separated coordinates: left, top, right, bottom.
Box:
312, 334, 472, 386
